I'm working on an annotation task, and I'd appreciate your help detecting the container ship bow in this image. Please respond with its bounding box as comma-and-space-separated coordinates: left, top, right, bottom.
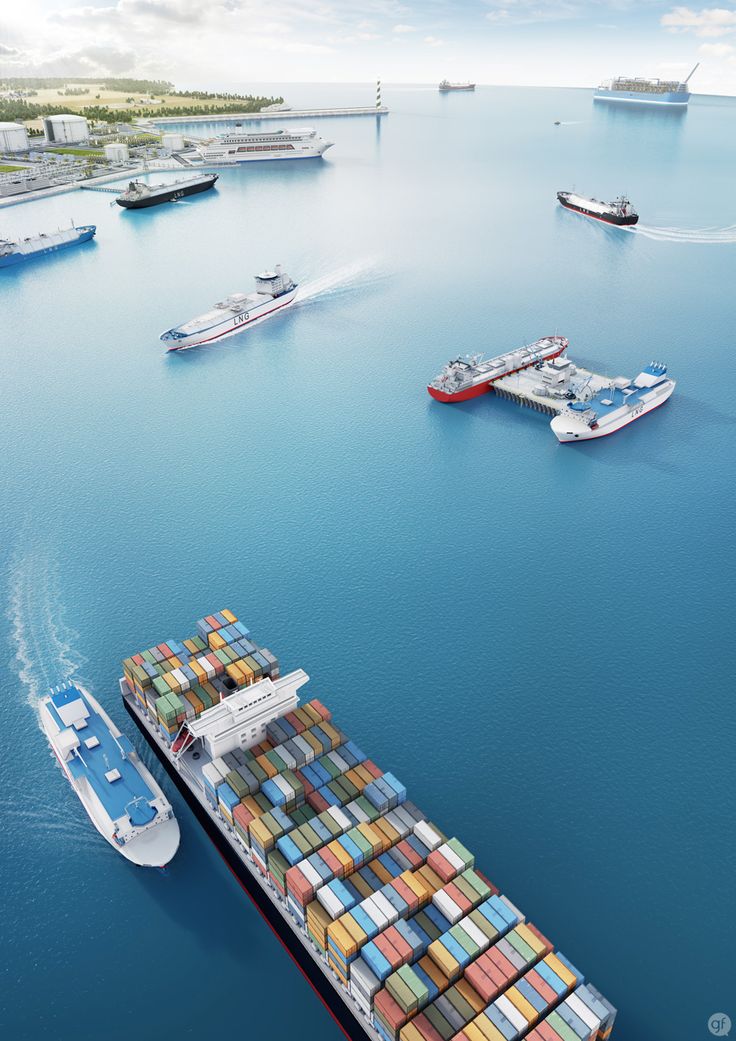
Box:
121, 609, 617, 1041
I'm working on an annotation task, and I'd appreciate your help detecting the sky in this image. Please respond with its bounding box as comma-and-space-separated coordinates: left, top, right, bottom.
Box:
2, 0, 736, 96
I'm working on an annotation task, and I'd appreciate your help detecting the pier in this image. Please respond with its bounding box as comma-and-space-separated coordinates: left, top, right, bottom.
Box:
491, 358, 616, 415
150, 106, 389, 126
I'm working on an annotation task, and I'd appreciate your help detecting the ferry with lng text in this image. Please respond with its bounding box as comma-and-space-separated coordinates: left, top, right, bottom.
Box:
161, 265, 297, 349
594, 64, 698, 106
40, 683, 180, 866
197, 127, 333, 163
0, 223, 96, 267
427, 336, 568, 402
116, 173, 218, 208
550, 363, 675, 441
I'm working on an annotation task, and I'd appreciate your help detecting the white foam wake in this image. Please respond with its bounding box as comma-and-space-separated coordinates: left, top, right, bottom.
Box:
7, 543, 85, 720
628, 223, 736, 244
296, 257, 382, 305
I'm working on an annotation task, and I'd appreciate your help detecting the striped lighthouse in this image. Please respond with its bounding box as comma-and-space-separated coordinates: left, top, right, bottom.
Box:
376, 80, 382, 110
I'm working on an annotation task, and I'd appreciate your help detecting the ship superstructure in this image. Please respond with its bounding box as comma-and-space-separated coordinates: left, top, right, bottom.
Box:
161, 265, 298, 350
197, 127, 332, 163
40, 683, 180, 866
557, 192, 638, 226
121, 610, 618, 1041
594, 63, 698, 106
0, 223, 96, 267
427, 336, 568, 402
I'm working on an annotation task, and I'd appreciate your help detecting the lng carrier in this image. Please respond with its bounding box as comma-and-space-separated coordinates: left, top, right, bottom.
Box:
122, 609, 617, 1041
594, 64, 698, 106
0, 223, 96, 267
116, 173, 218, 208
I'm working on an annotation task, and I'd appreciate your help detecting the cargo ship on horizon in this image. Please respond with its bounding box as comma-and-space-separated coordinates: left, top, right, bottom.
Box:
594, 64, 698, 106
41, 683, 179, 866
439, 81, 475, 92
427, 336, 568, 402
121, 609, 617, 1041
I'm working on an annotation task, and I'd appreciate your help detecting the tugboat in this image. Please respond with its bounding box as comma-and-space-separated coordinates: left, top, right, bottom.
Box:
439, 80, 476, 92
161, 265, 298, 350
116, 173, 218, 208
0, 223, 96, 267
557, 191, 639, 226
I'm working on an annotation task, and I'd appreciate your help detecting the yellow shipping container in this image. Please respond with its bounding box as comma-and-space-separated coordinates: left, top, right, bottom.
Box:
371, 861, 393, 885
399, 1024, 426, 1041
505, 986, 538, 1025
239, 660, 255, 686
544, 952, 578, 990
341, 914, 367, 950
356, 822, 382, 855
249, 817, 274, 849
427, 938, 460, 978
327, 920, 359, 959
416, 865, 444, 893
515, 922, 547, 957
471, 1016, 508, 1041
330, 843, 354, 872
189, 660, 207, 685
208, 631, 226, 651
460, 1023, 491, 1041
221, 609, 238, 624
255, 755, 278, 779
226, 663, 245, 685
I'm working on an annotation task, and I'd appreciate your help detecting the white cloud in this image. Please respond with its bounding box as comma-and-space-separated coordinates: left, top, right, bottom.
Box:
423, 35, 444, 46
392, 23, 415, 32
661, 6, 736, 37
698, 40, 735, 53
485, 0, 579, 24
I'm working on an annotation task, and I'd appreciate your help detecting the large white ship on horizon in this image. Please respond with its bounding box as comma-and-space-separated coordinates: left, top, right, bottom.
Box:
196, 126, 333, 164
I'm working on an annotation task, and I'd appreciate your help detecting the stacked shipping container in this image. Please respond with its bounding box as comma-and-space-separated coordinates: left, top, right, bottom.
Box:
122, 615, 616, 1041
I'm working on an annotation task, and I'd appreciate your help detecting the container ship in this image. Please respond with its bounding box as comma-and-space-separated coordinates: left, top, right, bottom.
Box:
550, 362, 674, 441
0, 223, 96, 267
161, 265, 297, 350
41, 683, 179, 866
427, 337, 568, 403
197, 127, 333, 163
116, 173, 218, 208
556, 193, 638, 227
121, 609, 617, 1041
439, 81, 475, 92
593, 64, 698, 106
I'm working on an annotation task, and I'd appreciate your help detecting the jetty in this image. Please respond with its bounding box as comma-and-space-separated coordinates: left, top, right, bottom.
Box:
490, 357, 617, 415
151, 105, 388, 126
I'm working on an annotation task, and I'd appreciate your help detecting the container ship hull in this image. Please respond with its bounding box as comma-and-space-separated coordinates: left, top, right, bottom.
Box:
557, 195, 638, 226
117, 175, 218, 208
123, 691, 376, 1041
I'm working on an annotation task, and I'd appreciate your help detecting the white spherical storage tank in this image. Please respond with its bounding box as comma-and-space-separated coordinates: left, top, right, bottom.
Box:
0, 122, 30, 152
161, 133, 185, 151
43, 114, 90, 145
104, 142, 130, 162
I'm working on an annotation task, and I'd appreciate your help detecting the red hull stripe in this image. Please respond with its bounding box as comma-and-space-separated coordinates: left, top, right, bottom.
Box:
168, 296, 294, 350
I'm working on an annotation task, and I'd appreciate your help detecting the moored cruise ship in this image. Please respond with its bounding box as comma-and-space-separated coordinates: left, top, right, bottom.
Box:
197, 127, 333, 163
427, 336, 569, 402
40, 683, 180, 866
161, 265, 297, 350
594, 64, 698, 106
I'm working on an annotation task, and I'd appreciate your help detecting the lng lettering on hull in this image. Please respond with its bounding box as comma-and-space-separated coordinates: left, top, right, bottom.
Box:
427, 335, 569, 402
40, 683, 180, 866
551, 363, 675, 442
161, 265, 297, 350
197, 127, 332, 164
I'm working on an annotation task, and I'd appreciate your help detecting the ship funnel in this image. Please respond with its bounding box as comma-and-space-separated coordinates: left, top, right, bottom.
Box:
684, 62, 700, 84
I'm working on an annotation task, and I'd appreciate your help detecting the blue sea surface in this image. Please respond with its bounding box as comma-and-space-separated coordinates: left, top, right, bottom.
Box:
1, 84, 734, 1041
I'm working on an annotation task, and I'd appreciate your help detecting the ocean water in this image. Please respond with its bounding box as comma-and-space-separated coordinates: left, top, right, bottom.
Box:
1, 84, 735, 1041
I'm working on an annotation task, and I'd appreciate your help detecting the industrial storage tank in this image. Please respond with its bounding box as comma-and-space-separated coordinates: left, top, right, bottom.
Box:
161, 133, 185, 151
0, 122, 30, 152
43, 114, 90, 145
104, 142, 130, 162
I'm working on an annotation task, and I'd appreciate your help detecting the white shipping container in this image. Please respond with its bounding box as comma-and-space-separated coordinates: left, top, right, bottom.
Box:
371, 892, 398, 926
414, 821, 442, 850
567, 993, 602, 1034
495, 994, 528, 1034
329, 806, 352, 832
433, 891, 463, 924
292, 735, 315, 762
461, 918, 489, 952
317, 886, 346, 920
299, 861, 323, 890
439, 843, 464, 872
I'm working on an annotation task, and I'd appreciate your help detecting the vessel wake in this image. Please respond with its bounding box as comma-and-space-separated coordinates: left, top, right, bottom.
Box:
628, 223, 736, 244
296, 257, 382, 305
8, 543, 85, 718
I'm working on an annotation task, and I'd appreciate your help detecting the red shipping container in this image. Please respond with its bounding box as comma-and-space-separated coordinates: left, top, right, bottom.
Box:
307, 791, 330, 813
395, 839, 423, 869
535, 1023, 565, 1041
285, 867, 313, 906
205, 614, 220, 629
412, 1013, 445, 1041
384, 925, 412, 963
464, 961, 497, 1004
308, 697, 332, 722
320, 848, 344, 875
393, 877, 420, 913
487, 947, 517, 980
526, 969, 557, 1005
374, 988, 409, 1032
284, 710, 305, 733
362, 759, 383, 779
427, 850, 455, 883
444, 881, 472, 914
375, 933, 404, 970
